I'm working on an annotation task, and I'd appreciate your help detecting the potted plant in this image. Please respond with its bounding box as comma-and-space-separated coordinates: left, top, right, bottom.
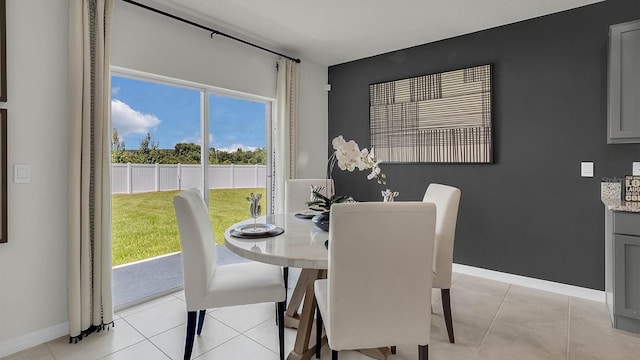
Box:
306, 189, 352, 231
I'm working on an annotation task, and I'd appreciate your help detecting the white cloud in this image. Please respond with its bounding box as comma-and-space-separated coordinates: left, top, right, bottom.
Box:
215, 143, 258, 152
111, 86, 120, 96
179, 133, 211, 146
111, 99, 160, 136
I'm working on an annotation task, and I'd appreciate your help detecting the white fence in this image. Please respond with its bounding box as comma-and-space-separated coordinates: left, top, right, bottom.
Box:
112, 163, 266, 194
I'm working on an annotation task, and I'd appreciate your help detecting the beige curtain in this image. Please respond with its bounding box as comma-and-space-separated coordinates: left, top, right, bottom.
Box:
67, 0, 114, 342
273, 58, 300, 213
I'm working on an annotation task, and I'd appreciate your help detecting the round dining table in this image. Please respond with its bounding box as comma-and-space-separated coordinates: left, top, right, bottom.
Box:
224, 213, 391, 360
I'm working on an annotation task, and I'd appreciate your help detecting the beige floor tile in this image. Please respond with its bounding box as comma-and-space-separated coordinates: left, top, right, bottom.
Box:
1, 344, 54, 360
122, 298, 186, 338
431, 309, 493, 346
210, 302, 275, 333
429, 341, 479, 360
447, 286, 505, 320
568, 338, 640, 360
453, 275, 511, 299
243, 318, 298, 354
476, 320, 567, 360
569, 312, 640, 359
97, 341, 170, 360
150, 315, 240, 360
569, 297, 612, 328
46, 320, 145, 360
506, 285, 569, 309
496, 298, 568, 339
116, 294, 178, 318
195, 335, 278, 360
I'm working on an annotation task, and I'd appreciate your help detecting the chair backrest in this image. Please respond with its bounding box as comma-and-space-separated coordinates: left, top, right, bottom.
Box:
422, 183, 461, 288
173, 188, 217, 309
285, 178, 334, 213
327, 202, 436, 350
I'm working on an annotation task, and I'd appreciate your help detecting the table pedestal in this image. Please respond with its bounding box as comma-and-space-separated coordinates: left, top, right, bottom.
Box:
284, 269, 389, 360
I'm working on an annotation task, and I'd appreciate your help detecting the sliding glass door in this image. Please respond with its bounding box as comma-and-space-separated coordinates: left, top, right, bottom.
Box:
110, 70, 272, 308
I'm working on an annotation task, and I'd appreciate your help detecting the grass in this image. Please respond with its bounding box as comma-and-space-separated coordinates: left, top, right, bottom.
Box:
111, 188, 266, 266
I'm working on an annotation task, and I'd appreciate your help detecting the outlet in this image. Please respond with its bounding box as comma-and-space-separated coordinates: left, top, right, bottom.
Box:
14, 164, 31, 184
581, 162, 594, 177
633, 162, 640, 176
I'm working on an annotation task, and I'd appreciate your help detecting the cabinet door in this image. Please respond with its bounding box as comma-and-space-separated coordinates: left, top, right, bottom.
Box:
608, 20, 640, 144
614, 234, 640, 320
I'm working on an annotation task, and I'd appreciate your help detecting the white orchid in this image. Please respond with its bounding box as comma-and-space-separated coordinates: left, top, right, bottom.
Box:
329, 136, 387, 185
332, 135, 364, 172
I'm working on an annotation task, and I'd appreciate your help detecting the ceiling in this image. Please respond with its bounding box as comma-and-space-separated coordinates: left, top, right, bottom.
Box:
148, 0, 603, 66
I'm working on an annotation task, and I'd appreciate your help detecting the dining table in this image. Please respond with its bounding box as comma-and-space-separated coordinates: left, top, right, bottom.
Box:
224, 212, 392, 360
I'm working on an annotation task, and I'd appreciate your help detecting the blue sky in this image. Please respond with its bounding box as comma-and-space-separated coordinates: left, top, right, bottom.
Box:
111, 76, 266, 151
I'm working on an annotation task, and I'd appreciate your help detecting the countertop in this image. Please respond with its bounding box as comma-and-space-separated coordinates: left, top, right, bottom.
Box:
602, 199, 640, 212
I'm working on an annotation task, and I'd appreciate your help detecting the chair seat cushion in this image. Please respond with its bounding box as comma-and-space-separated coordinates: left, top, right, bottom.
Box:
194, 262, 285, 309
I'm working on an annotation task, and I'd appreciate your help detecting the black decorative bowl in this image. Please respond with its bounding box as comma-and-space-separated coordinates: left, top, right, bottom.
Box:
311, 211, 330, 232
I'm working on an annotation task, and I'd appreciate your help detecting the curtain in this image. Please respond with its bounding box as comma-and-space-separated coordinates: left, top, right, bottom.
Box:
272, 58, 300, 213
67, 0, 114, 343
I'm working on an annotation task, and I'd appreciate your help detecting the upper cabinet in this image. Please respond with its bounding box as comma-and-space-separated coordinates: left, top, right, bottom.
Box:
608, 20, 640, 144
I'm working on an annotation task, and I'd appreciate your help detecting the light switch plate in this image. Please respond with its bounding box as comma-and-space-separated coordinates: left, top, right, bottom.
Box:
14, 164, 31, 184
581, 161, 594, 177
633, 162, 640, 176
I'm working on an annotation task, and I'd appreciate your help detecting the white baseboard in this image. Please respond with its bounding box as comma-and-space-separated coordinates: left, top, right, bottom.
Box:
452, 263, 605, 302
0, 321, 68, 358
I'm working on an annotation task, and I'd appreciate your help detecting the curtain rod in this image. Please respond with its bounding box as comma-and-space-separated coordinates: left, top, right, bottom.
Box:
120, 0, 301, 63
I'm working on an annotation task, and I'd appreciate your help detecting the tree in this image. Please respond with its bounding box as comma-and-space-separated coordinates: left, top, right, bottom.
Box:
137, 132, 161, 164
111, 128, 126, 163
174, 143, 201, 164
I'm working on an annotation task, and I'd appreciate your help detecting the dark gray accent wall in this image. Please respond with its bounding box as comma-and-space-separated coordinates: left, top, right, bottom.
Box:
328, 0, 640, 290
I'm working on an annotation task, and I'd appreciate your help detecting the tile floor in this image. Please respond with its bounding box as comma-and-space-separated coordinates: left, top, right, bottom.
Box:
4, 272, 640, 360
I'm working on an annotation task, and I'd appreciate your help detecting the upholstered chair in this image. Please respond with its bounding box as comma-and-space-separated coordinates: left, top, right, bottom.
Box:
315, 202, 437, 360
423, 183, 461, 343
285, 178, 335, 213
173, 188, 286, 360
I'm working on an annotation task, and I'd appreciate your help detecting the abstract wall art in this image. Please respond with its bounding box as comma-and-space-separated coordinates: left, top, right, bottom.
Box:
370, 64, 493, 163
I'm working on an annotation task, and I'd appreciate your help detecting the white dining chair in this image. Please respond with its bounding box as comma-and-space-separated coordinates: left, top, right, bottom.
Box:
173, 188, 287, 360
285, 178, 335, 213
423, 183, 461, 343
315, 202, 437, 360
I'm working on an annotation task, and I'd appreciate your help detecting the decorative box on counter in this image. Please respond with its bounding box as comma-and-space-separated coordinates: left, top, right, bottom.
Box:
602, 177, 623, 202
624, 176, 640, 202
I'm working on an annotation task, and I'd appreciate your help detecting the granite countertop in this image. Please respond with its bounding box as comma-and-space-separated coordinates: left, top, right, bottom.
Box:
602, 199, 640, 213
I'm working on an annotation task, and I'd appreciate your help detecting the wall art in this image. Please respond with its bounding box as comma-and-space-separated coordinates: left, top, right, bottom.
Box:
370, 64, 493, 163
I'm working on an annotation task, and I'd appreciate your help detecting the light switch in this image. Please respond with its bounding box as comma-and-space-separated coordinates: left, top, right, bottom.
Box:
14, 164, 31, 184
581, 162, 594, 177
633, 162, 640, 176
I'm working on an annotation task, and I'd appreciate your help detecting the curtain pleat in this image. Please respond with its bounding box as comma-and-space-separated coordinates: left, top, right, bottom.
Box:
273, 59, 300, 213
67, 0, 114, 343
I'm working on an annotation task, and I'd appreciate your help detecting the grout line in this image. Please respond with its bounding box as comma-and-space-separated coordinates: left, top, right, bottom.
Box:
566, 296, 572, 360
473, 283, 511, 360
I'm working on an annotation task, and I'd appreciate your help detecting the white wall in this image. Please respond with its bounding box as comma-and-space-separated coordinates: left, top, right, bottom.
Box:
0, 0, 327, 356
111, 0, 329, 177
0, 0, 70, 355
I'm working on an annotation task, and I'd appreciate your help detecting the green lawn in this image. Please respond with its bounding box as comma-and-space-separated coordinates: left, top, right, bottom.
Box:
111, 188, 266, 266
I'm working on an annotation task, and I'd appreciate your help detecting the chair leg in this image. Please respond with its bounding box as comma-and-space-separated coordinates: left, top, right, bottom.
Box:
441, 288, 455, 343
278, 301, 286, 360
196, 310, 206, 335
332, 349, 338, 360
418, 345, 428, 360
277, 267, 290, 325
315, 306, 323, 359
184, 311, 197, 360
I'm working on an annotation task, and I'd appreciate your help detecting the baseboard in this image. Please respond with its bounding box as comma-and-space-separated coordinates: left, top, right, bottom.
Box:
0, 321, 68, 358
452, 263, 605, 302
